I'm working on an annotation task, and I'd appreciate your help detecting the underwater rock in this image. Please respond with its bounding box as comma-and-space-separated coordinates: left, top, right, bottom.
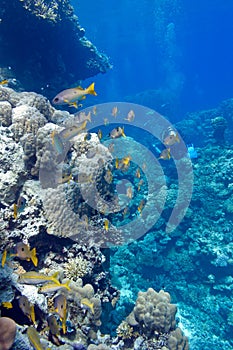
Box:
0, 127, 27, 205
116, 288, 189, 349
0, 0, 111, 96
211, 116, 227, 143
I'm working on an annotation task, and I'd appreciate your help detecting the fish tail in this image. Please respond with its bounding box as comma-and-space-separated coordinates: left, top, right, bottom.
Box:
122, 128, 126, 137
87, 82, 97, 96
13, 203, 18, 219
52, 272, 60, 284
87, 112, 92, 122
30, 248, 38, 267
2, 301, 13, 309
1, 250, 7, 267
167, 148, 171, 159
176, 134, 180, 143
64, 281, 71, 291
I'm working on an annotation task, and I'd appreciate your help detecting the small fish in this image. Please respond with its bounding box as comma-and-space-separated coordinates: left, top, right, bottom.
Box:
126, 186, 133, 199
1, 249, 7, 267
18, 295, 35, 324
54, 294, 67, 320
108, 143, 114, 153
110, 126, 126, 139
13, 196, 26, 219
97, 129, 102, 140
1, 301, 13, 309
84, 132, 92, 142
27, 326, 45, 350
137, 199, 145, 215
142, 163, 147, 170
47, 314, 60, 336
59, 120, 88, 141
18, 271, 60, 285
103, 118, 109, 126
73, 173, 93, 184
54, 294, 67, 334
80, 214, 89, 230
57, 174, 73, 185
75, 111, 91, 123
137, 179, 144, 191
51, 131, 64, 155
122, 155, 132, 167
92, 106, 97, 115
104, 218, 109, 231
158, 148, 171, 160
0, 79, 8, 85
104, 169, 113, 184
111, 106, 118, 117
39, 281, 71, 294
135, 168, 141, 178
10, 242, 38, 267
52, 82, 97, 107
123, 207, 129, 218
81, 298, 94, 314
125, 109, 135, 122
163, 128, 180, 146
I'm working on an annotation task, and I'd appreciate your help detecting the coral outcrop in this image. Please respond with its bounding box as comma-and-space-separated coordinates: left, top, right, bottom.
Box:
116, 288, 189, 350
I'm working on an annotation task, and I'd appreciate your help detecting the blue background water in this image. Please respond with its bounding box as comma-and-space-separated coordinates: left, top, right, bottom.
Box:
71, 0, 233, 118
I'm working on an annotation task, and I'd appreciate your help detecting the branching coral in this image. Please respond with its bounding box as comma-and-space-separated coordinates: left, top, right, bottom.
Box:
63, 256, 91, 281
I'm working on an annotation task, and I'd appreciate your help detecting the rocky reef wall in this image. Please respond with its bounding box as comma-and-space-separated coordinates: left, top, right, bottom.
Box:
0, 0, 111, 96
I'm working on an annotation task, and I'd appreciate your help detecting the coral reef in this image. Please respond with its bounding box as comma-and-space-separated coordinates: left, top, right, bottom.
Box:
2, 84, 233, 349
0, 0, 111, 95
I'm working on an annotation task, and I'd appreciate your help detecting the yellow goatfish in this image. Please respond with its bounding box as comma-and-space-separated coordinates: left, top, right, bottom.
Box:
52, 82, 97, 108
81, 298, 95, 314
18, 271, 60, 285
39, 281, 71, 294
26, 327, 45, 350
0, 79, 8, 85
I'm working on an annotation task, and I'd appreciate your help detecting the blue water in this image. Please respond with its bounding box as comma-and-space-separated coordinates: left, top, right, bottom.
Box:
72, 0, 233, 117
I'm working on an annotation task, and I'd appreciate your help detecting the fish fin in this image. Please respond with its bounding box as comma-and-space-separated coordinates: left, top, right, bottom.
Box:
80, 95, 86, 100
30, 248, 38, 267
75, 85, 84, 90
2, 301, 13, 309
121, 127, 126, 137
13, 203, 18, 219
1, 250, 7, 267
30, 305, 36, 324
87, 82, 97, 96
175, 134, 180, 143
87, 113, 92, 122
